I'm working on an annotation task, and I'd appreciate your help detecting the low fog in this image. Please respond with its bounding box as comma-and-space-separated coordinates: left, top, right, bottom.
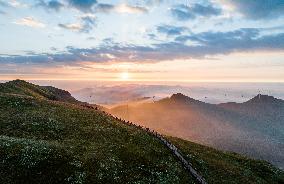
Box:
69, 82, 284, 105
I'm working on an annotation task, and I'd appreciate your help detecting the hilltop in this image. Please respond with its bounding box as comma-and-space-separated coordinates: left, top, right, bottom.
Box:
0, 80, 283, 183
0, 79, 79, 104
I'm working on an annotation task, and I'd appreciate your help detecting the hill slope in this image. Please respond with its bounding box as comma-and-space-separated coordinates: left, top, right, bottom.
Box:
110, 93, 284, 169
0, 81, 194, 183
169, 137, 284, 184
0, 81, 283, 183
0, 79, 79, 103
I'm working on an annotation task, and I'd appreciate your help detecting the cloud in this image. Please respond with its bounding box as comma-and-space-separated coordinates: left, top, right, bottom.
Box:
58, 14, 96, 33
80, 14, 96, 32
220, 0, 284, 19
115, 4, 148, 14
157, 25, 189, 36
94, 3, 148, 14
36, 0, 97, 12
1, 28, 284, 64
8, 0, 27, 8
35, 1, 148, 14
175, 28, 260, 44
13, 17, 46, 28
58, 23, 82, 31
94, 3, 114, 13
67, 0, 97, 12
37, 0, 64, 11
173, 28, 284, 56
171, 3, 222, 21
1, 0, 27, 8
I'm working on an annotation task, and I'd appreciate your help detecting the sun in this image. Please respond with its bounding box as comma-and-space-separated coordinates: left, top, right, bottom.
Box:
120, 72, 130, 80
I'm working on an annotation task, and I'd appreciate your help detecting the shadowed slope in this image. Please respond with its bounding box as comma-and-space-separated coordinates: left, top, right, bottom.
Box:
110, 93, 284, 168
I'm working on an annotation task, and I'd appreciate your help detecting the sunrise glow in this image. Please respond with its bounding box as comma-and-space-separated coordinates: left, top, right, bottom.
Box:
0, 0, 283, 82
120, 72, 130, 81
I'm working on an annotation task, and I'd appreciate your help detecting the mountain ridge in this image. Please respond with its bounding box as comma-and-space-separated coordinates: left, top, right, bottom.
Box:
110, 92, 284, 169
168, 92, 284, 105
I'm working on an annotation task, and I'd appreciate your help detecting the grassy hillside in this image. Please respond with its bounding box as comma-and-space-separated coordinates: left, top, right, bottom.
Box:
0, 80, 283, 183
0, 91, 193, 183
168, 137, 284, 184
0, 79, 79, 103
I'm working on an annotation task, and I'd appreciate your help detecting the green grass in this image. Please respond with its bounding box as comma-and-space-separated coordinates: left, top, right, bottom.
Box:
168, 137, 284, 184
0, 80, 283, 184
0, 93, 194, 184
0, 79, 78, 103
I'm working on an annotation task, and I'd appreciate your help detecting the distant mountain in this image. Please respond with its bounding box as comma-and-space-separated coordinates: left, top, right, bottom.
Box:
0, 81, 283, 183
218, 94, 284, 140
219, 94, 284, 119
109, 93, 284, 169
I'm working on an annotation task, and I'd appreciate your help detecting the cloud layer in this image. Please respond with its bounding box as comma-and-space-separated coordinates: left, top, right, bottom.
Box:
1, 27, 284, 65
1, 0, 284, 75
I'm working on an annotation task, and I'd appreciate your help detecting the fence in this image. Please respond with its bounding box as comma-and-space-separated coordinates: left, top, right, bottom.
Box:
100, 110, 207, 184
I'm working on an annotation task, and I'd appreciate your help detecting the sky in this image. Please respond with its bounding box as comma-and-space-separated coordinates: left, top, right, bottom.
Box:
0, 0, 284, 82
